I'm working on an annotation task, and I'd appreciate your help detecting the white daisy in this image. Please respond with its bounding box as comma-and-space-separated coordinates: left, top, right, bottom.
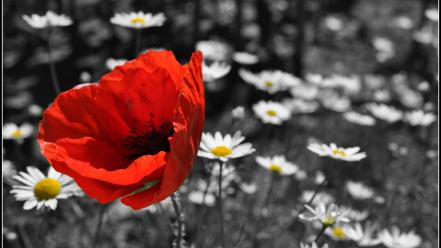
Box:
404, 110, 436, 126
300, 242, 329, 248
188, 190, 216, 207
255, 155, 299, 175
373, 37, 395, 62
340, 207, 369, 222
320, 92, 351, 112
425, 8, 438, 22
324, 16, 344, 31
196, 40, 230, 62
299, 203, 350, 227
106, 58, 128, 70
28, 104, 43, 117
3, 123, 34, 142
283, 99, 320, 114
378, 227, 422, 248
110, 11, 166, 29
325, 224, 350, 240
321, 75, 362, 94
343, 111, 376, 126
413, 26, 437, 45
300, 190, 335, 206
393, 16, 414, 29
198, 131, 255, 161
202, 61, 231, 82
253, 100, 291, 125
233, 52, 259, 65
10, 166, 82, 210
290, 84, 320, 101
231, 106, 246, 119
346, 222, 382, 247
22, 11, 72, 29
366, 103, 403, 123
345, 181, 375, 200
307, 143, 366, 161
239, 69, 301, 94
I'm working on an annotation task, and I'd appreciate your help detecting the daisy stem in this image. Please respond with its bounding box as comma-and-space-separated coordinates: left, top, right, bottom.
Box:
46, 28, 61, 95
314, 225, 328, 242
92, 204, 107, 248
194, 169, 213, 244
263, 172, 277, 208
218, 162, 225, 248
171, 193, 183, 248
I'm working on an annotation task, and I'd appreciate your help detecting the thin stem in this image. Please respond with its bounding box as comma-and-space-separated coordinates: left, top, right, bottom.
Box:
135, 29, 141, 57
218, 162, 225, 248
46, 29, 61, 95
314, 225, 328, 242
92, 204, 107, 248
263, 172, 277, 209
194, 169, 213, 244
171, 193, 183, 248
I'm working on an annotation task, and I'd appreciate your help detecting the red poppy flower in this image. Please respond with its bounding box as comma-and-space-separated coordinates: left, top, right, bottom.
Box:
37, 50, 205, 210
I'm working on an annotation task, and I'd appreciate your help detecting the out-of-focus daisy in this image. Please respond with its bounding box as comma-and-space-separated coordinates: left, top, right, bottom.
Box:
79, 71, 92, 83
378, 227, 422, 248
324, 16, 344, 31
106, 58, 128, 70
425, 8, 439, 22
3, 123, 34, 142
307, 143, 366, 161
196, 40, 230, 62
233, 52, 259, 64
345, 181, 375, 200
373, 89, 391, 102
417, 81, 431, 92
188, 189, 216, 207
255, 155, 298, 175
3, 160, 17, 184
321, 75, 362, 94
346, 222, 382, 247
300, 242, 329, 248
283, 99, 320, 114
325, 224, 350, 240
404, 110, 436, 126
231, 106, 246, 119
239, 69, 301, 94
373, 37, 395, 62
366, 103, 403, 123
413, 26, 437, 45
343, 111, 376, 126
28, 104, 43, 117
299, 203, 350, 226
290, 84, 320, 100
321, 92, 351, 112
314, 171, 326, 184
198, 131, 255, 161
10, 166, 82, 210
202, 61, 231, 82
110, 11, 166, 29
253, 100, 291, 125
22, 11, 72, 29
300, 190, 335, 206
340, 207, 369, 222
393, 16, 414, 29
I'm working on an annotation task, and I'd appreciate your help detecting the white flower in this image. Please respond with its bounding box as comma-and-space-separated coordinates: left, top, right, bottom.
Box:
343, 111, 376, 126
320, 92, 351, 112
106, 58, 128, 70
202, 61, 231, 82
3, 123, 34, 141
425, 8, 439, 22
10, 166, 82, 210
239, 69, 301, 94
393, 16, 414, 29
233, 52, 259, 64
340, 207, 369, 222
253, 100, 291, 125
300, 242, 329, 248
373, 90, 391, 102
346, 222, 382, 246
404, 110, 436, 126
3, 160, 17, 181
110, 11, 166, 29
231, 106, 246, 119
290, 84, 320, 100
28, 104, 43, 117
300, 190, 334, 206
188, 191, 216, 207
345, 181, 375, 200
307, 143, 366, 161
283, 99, 319, 114
22, 11, 72, 29
198, 131, 255, 161
255, 155, 298, 175
196, 40, 230, 62
366, 103, 403, 123
325, 224, 350, 240
378, 227, 422, 248
321, 75, 362, 94
299, 203, 350, 226
413, 26, 437, 45
373, 37, 395, 62
324, 16, 344, 31
239, 182, 257, 194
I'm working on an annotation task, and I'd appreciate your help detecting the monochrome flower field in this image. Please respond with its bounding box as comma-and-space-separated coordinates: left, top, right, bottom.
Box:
2, 1, 438, 248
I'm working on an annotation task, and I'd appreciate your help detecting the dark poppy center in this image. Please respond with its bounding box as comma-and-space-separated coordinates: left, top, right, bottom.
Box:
122, 117, 174, 161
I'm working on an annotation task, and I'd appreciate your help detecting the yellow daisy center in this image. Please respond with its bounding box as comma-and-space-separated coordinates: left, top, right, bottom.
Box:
130, 17, 146, 24
211, 146, 232, 157
322, 215, 337, 226
331, 227, 346, 239
34, 178, 61, 201
332, 148, 347, 158
12, 130, 23, 139
270, 164, 282, 173
266, 110, 278, 116
264, 81, 274, 87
